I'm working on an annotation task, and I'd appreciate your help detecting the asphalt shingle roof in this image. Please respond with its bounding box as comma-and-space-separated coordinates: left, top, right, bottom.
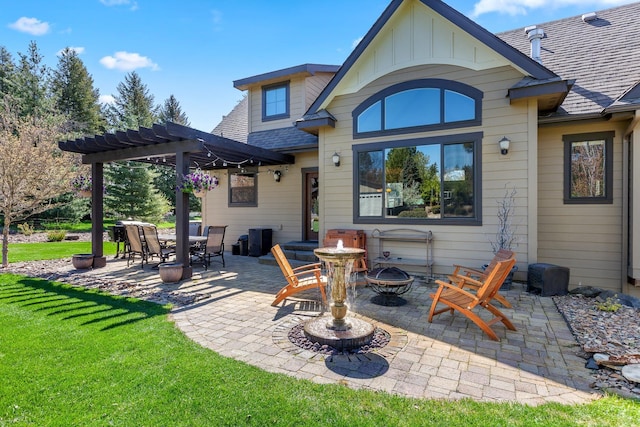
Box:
247, 127, 318, 153
498, 2, 640, 117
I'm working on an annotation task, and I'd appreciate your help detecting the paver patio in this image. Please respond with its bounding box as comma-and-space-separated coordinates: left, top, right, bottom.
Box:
73, 253, 599, 405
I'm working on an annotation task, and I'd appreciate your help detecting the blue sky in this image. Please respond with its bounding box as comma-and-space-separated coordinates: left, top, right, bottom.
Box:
2, 0, 636, 133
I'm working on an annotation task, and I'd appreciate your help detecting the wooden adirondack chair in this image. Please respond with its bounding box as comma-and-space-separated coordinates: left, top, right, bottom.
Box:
428, 257, 517, 341
447, 248, 514, 308
271, 244, 327, 307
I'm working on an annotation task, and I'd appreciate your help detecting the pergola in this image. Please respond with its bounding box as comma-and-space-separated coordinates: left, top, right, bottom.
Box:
58, 122, 294, 279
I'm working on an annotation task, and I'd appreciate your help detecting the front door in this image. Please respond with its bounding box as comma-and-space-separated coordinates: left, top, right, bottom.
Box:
303, 170, 319, 241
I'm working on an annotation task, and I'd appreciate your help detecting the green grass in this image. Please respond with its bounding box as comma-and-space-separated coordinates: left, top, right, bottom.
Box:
5, 242, 117, 263
0, 274, 638, 426
38, 220, 177, 233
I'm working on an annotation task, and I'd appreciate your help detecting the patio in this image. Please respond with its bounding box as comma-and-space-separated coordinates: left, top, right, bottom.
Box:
18, 253, 598, 405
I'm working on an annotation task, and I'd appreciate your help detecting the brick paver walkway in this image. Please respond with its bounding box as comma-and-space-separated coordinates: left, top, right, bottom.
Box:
84, 254, 599, 405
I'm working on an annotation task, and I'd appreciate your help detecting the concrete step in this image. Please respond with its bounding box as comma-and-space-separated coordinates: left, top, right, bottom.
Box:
258, 240, 319, 267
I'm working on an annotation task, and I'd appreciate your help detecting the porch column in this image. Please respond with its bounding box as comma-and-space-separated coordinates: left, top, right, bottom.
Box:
91, 162, 106, 267
175, 151, 192, 279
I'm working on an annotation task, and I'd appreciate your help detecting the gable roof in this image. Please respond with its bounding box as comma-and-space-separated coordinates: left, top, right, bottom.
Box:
498, 2, 640, 119
304, 0, 560, 118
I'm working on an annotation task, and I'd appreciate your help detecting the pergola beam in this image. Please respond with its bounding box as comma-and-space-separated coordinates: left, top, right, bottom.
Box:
82, 139, 205, 164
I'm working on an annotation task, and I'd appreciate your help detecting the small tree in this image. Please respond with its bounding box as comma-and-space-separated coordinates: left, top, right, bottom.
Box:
0, 99, 75, 267
491, 186, 518, 253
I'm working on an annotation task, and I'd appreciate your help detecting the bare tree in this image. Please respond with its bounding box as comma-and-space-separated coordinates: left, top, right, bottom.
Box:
0, 99, 76, 267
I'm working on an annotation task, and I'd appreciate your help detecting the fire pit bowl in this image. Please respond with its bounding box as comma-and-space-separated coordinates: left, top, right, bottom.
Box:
365, 267, 414, 306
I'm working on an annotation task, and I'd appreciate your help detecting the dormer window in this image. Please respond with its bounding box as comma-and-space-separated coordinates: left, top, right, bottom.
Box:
262, 81, 290, 121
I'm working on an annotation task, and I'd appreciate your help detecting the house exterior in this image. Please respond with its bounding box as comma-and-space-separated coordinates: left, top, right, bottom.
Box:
204, 0, 640, 298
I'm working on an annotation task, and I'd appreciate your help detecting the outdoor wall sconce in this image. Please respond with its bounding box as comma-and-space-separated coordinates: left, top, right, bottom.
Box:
273, 170, 282, 182
332, 152, 341, 167
498, 137, 510, 155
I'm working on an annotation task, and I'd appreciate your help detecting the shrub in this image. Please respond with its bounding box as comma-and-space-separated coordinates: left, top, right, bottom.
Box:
17, 223, 35, 236
47, 230, 67, 242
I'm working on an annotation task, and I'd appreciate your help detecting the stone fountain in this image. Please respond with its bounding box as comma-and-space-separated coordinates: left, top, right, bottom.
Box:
304, 241, 375, 350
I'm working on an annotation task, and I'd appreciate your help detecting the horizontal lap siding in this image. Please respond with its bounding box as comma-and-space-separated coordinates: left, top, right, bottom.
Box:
537, 122, 625, 290
202, 152, 318, 246
320, 64, 532, 278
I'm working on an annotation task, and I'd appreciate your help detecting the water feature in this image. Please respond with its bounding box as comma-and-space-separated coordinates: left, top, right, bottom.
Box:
303, 240, 375, 350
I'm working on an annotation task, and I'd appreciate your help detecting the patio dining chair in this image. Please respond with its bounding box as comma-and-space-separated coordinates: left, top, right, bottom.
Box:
141, 225, 175, 268
124, 224, 146, 268
191, 225, 227, 269
428, 256, 517, 341
271, 244, 327, 307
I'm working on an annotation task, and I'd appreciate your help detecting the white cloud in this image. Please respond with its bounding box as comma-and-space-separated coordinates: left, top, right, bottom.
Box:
57, 46, 85, 56
100, 0, 138, 10
99, 51, 159, 71
99, 94, 115, 105
471, 0, 638, 17
8, 17, 50, 35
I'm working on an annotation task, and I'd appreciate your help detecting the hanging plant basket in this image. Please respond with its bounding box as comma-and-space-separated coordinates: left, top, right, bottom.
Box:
78, 190, 92, 198
194, 190, 207, 198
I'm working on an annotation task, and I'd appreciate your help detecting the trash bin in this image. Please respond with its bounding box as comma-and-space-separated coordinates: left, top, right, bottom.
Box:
232, 243, 240, 255
238, 235, 249, 256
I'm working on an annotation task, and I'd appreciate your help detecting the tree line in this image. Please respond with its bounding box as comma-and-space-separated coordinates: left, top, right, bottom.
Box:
0, 41, 199, 267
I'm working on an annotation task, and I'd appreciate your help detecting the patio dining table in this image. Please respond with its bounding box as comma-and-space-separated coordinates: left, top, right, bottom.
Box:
157, 234, 208, 245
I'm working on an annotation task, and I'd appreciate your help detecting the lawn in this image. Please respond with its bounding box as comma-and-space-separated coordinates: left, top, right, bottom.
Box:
0, 274, 638, 426
5, 241, 117, 263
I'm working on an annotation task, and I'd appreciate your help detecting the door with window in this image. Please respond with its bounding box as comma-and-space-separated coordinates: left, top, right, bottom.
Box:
303, 170, 319, 241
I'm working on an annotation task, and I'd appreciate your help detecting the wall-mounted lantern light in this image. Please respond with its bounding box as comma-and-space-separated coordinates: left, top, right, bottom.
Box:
498, 137, 510, 155
332, 152, 341, 167
273, 170, 282, 182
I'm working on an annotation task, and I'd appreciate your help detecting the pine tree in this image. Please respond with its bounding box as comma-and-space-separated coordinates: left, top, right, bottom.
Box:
51, 47, 105, 135
14, 41, 51, 119
158, 94, 190, 126
0, 46, 16, 101
106, 71, 157, 130
105, 161, 170, 222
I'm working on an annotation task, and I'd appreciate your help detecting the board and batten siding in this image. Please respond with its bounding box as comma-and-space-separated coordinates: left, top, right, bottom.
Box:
201, 151, 319, 249
318, 64, 533, 279
537, 122, 625, 291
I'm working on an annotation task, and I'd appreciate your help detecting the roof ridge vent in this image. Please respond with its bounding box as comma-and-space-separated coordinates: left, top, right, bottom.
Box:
582, 12, 597, 22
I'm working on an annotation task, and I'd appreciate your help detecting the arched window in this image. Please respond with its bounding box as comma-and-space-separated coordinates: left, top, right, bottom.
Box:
352, 79, 482, 138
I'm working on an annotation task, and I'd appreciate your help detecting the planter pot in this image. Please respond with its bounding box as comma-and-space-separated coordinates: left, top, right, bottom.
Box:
194, 190, 207, 198
72, 254, 94, 269
78, 190, 91, 198
159, 262, 183, 283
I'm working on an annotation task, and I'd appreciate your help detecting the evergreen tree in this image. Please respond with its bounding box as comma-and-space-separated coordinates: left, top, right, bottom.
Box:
14, 41, 50, 119
158, 94, 190, 126
105, 161, 170, 222
105, 71, 157, 130
0, 46, 16, 100
51, 47, 105, 135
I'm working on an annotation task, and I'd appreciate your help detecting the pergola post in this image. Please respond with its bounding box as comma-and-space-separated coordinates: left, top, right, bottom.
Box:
176, 151, 192, 279
91, 162, 107, 267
